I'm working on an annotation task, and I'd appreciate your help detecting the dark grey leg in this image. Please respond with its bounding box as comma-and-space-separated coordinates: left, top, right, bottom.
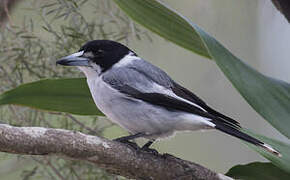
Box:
141, 140, 158, 155
142, 140, 155, 149
113, 133, 146, 150
114, 132, 145, 142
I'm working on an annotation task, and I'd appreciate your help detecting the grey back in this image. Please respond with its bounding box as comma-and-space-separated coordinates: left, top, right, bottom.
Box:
102, 59, 173, 93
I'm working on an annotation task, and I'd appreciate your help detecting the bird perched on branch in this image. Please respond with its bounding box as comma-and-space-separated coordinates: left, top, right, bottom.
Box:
57, 40, 281, 157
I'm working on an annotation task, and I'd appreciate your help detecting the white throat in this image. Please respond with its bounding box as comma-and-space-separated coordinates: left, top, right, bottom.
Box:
78, 63, 102, 79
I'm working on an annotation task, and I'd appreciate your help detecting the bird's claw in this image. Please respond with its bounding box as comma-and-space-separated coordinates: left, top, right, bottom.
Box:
140, 145, 159, 155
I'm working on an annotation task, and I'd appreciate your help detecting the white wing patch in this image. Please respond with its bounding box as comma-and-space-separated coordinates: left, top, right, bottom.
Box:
113, 52, 141, 68
150, 82, 207, 112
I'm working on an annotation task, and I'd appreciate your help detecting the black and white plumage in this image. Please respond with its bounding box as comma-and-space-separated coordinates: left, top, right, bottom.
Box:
57, 40, 281, 157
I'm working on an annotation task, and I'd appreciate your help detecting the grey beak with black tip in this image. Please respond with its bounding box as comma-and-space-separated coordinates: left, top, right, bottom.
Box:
56, 51, 90, 67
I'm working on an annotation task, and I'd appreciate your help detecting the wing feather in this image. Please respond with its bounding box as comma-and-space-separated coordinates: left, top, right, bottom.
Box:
171, 82, 240, 127
116, 85, 216, 119
103, 58, 240, 128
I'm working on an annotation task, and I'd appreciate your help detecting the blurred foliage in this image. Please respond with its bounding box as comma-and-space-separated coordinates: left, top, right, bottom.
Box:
0, 0, 149, 179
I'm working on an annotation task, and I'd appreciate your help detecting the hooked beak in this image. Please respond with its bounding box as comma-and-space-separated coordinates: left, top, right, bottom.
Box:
56, 51, 90, 67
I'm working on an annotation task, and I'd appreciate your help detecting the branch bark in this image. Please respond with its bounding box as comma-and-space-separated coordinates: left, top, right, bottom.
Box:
271, 0, 290, 23
0, 124, 232, 180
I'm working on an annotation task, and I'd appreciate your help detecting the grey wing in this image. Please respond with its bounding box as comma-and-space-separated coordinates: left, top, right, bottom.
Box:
127, 59, 173, 88
102, 59, 213, 115
103, 59, 240, 127
102, 59, 173, 93
103, 67, 265, 151
102, 62, 216, 120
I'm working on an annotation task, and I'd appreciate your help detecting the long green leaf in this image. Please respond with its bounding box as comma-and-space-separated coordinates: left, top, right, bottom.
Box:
196, 26, 290, 139
226, 162, 290, 180
0, 78, 102, 116
113, 0, 210, 59
113, 0, 290, 139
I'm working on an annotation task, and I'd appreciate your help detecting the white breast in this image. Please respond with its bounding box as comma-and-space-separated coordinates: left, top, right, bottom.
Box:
86, 77, 120, 122
86, 76, 147, 133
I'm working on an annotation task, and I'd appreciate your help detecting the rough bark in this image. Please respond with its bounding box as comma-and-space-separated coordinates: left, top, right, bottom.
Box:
271, 0, 290, 23
0, 124, 232, 180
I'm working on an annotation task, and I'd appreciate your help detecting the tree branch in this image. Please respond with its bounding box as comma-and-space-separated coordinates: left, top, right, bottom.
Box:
0, 124, 232, 180
271, 0, 290, 23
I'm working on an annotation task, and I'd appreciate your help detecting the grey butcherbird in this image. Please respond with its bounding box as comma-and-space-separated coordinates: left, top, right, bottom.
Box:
56, 40, 281, 157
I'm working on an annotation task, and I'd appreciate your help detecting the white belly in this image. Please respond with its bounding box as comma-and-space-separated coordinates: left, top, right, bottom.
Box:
87, 77, 213, 139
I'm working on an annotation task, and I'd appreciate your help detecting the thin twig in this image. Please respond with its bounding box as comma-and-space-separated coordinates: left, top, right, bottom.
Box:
3, 0, 12, 25
66, 113, 99, 135
45, 157, 67, 180
0, 0, 21, 27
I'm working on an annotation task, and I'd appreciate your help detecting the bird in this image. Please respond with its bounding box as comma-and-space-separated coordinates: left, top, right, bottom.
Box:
56, 40, 281, 157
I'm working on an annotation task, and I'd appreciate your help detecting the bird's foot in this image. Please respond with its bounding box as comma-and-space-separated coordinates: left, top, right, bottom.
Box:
140, 141, 159, 155
113, 133, 146, 150
114, 138, 140, 150
140, 146, 159, 155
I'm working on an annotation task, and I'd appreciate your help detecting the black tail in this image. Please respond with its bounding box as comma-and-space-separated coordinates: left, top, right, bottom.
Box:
213, 120, 281, 157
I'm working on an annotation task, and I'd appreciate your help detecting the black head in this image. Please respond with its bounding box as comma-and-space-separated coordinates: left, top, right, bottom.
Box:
56, 40, 135, 72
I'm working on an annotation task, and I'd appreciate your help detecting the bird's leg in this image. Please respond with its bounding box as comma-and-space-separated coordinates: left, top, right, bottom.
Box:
113, 132, 145, 150
114, 134, 158, 154
142, 140, 155, 149
114, 132, 145, 142
141, 140, 158, 155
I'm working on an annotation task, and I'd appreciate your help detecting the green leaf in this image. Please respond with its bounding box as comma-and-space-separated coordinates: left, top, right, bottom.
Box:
0, 78, 102, 116
226, 162, 290, 180
113, 0, 290, 139
196, 26, 290, 139
243, 129, 290, 173
113, 0, 211, 59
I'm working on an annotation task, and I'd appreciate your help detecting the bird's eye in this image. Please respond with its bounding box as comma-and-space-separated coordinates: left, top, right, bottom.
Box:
96, 49, 104, 54
92, 49, 105, 58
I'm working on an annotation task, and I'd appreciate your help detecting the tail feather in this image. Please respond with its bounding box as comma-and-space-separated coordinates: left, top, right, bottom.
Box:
213, 120, 281, 157
261, 143, 282, 157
